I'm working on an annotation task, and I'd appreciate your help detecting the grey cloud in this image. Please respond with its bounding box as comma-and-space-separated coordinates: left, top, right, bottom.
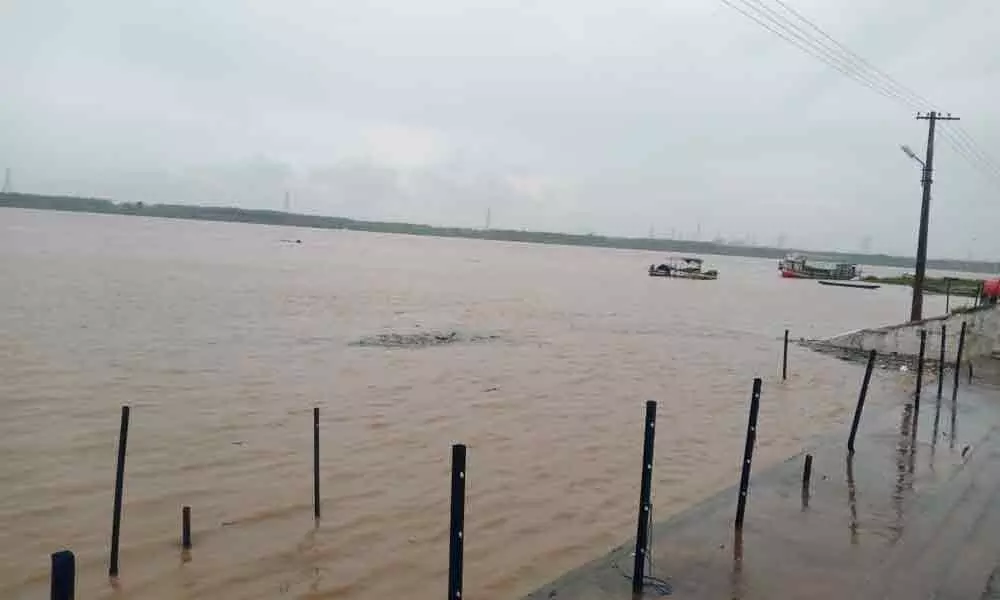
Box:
1, 0, 998, 257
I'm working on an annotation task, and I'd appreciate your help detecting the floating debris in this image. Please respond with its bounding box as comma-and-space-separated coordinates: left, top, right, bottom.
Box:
351, 330, 499, 348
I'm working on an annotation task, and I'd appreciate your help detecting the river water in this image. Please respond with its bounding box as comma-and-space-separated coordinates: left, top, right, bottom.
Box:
0, 209, 957, 599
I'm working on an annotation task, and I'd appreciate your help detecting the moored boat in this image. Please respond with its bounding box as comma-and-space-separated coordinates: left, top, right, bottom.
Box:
779, 253, 858, 280
818, 280, 880, 290
649, 257, 719, 280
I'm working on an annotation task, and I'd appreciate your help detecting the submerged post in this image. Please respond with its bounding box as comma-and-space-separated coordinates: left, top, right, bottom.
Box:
801, 454, 813, 508
51, 550, 75, 600
847, 350, 877, 454
914, 330, 927, 423
937, 323, 947, 399
945, 278, 952, 313
313, 407, 320, 520
735, 378, 762, 531
182, 506, 192, 550
952, 322, 967, 404
109, 405, 130, 577
632, 400, 657, 594
968, 361, 974, 384
448, 444, 467, 600
782, 329, 789, 381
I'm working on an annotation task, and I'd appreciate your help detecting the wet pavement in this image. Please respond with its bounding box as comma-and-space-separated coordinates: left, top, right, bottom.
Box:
524, 373, 1000, 600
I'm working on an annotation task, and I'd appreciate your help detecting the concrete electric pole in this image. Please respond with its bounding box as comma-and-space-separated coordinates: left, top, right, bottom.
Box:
910, 111, 959, 322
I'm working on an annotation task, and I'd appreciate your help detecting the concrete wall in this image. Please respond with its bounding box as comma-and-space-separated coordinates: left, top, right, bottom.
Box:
817, 304, 1000, 361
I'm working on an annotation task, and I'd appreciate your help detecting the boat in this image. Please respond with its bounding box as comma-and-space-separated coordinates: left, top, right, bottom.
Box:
649, 257, 718, 280
779, 253, 858, 280
817, 280, 880, 290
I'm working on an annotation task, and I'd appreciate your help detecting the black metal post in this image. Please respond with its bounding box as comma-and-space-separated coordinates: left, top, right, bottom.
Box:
313, 407, 320, 520
735, 378, 762, 531
801, 454, 813, 509
182, 506, 192, 550
448, 444, 467, 600
782, 329, 789, 381
109, 405, 130, 577
913, 330, 927, 436
51, 550, 75, 600
847, 350, 876, 454
632, 400, 657, 594
937, 323, 947, 399
952, 322, 967, 404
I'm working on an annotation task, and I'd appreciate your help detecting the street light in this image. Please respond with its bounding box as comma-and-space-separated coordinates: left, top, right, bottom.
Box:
900, 144, 924, 167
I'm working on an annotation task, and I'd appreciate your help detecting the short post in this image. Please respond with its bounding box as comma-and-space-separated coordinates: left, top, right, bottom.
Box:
448, 444, 467, 600
913, 330, 927, 432
782, 329, 789, 381
952, 322, 967, 404
937, 323, 947, 399
51, 550, 75, 600
313, 407, 320, 520
109, 405, 130, 577
945, 278, 952, 313
735, 378, 762, 531
968, 361, 974, 384
182, 506, 192, 550
801, 454, 813, 508
847, 350, 876, 454
632, 400, 657, 594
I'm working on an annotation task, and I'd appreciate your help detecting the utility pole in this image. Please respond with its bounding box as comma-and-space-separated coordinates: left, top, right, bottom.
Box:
484, 207, 491, 230
910, 111, 959, 322
1, 168, 11, 194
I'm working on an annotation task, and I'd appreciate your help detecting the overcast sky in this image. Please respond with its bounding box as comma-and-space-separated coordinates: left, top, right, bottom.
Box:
2, 0, 998, 258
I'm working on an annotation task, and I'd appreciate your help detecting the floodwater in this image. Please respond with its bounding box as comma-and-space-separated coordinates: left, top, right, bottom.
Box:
0, 209, 960, 599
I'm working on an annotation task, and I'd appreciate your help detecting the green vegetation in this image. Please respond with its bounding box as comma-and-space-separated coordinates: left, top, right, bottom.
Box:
862, 274, 984, 297
3, 191, 1000, 274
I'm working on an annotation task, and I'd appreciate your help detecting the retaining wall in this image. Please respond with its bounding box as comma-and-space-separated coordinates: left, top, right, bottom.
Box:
816, 304, 1000, 360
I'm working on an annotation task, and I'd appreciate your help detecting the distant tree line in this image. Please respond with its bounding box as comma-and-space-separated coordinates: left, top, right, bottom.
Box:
2, 191, 998, 274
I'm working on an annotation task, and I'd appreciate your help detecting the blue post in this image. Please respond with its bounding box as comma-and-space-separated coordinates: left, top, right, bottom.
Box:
51, 550, 75, 600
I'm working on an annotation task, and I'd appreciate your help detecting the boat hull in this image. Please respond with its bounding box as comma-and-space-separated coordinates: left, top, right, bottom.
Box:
817, 280, 880, 290
649, 271, 717, 280
780, 268, 855, 280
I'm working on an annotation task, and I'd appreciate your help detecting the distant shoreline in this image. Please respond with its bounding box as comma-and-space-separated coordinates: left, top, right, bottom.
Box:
3, 191, 997, 273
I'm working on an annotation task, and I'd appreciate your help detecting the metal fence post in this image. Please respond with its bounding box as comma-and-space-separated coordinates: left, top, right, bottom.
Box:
632, 401, 657, 593
735, 378, 762, 531
448, 444, 467, 600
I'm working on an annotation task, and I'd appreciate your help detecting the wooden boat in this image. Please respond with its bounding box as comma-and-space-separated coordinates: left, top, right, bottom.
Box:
779, 253, 858, 280
818, 280, 880, 290
649, 257, 718, 280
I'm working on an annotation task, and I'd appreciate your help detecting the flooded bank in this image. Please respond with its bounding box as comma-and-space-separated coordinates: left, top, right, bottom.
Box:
0, 208, 960, 599
524, 376, 1000, 600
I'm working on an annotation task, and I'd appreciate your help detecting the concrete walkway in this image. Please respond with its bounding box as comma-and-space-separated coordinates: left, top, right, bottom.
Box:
525, 378, 1000, 599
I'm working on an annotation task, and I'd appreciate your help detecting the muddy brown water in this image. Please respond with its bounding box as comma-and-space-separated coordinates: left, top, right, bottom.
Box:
0, 209, 960, 599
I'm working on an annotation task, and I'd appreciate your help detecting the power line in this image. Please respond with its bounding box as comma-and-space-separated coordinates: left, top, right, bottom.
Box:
948, 124, 1000, 178
718, 0, 1000, 188
718, 0, 915, 108
721, 0, 917, 108
769, 0, 937, 109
